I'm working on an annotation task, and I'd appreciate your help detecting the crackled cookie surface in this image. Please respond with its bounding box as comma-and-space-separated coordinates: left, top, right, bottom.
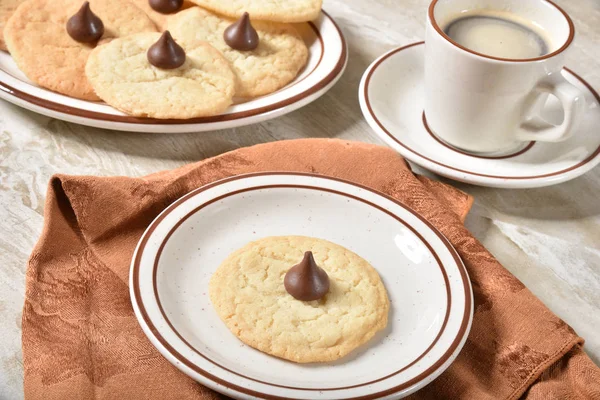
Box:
0, 0, 23, 51
187, 0, 322, 23
209, 236, 389, 363
3, 0, 155, 100
129, 0, 193, 31
168, 7, 308, 97
85, 32, 235, 119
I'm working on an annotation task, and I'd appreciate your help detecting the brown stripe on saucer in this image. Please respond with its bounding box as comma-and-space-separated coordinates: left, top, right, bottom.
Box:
422, 112, 536, 159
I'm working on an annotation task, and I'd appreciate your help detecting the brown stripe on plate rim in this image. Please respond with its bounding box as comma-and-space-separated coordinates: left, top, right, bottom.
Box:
0, 11, 346, 125
422, 112, 536, 159
428, 0, 575, 63
363, 42, 600, 180
131, 172, 472, 400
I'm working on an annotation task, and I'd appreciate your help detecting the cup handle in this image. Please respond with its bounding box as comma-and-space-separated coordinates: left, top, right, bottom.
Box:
516, 72, 586, 142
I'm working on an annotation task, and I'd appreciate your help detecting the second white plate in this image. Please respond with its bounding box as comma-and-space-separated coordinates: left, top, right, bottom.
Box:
130, 172, 473, 399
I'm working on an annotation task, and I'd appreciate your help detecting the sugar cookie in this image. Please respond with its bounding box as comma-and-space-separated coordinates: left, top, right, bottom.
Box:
187, 0, 322, 23
4, 0, 155, 100
85, 32, 235, 118
168, 7, 308, 97
0, 0, 23, 51
129, 0, 194, 31
209, 236, 390, 363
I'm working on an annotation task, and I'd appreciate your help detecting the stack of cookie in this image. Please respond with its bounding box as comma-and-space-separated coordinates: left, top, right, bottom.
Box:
1, 0, 316, 118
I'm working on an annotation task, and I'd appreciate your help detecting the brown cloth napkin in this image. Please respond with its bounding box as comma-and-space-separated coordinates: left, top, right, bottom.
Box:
23, 139, 600, 400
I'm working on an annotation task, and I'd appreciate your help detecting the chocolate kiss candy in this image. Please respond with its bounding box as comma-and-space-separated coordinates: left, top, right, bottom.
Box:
223, 12, 259, 51
284, 251, 330, 301
147, 31, 186, 69
149, 0, 183, 14
66, 1, 104, 43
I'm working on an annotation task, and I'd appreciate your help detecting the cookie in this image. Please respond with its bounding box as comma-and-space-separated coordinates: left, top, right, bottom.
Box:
3, 0, 156, 100
0, 0, 23, 51
130, 0, 194, 31
168, 7, 308, 97
187, 0, 322, 23
209, 236, 390, 363
85, 32, 235, 118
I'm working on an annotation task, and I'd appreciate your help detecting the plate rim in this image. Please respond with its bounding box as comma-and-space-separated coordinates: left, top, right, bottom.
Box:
130, 172, 473, 399
358, 41, 600, 189
0, 11, 347, 128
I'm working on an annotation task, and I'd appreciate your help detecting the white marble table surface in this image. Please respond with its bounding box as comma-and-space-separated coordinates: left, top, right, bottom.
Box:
1, 0, 599, 398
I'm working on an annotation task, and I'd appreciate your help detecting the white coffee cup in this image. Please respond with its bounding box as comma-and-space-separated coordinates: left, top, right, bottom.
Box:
424, 0, 586, 154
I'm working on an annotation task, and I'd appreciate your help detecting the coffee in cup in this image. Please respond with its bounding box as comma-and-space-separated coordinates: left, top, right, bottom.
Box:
443, 11, 551, 60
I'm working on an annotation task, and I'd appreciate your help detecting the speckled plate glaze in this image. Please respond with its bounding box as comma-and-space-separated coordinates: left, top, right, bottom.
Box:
0, 12, 346, 133
359, 42, 600, 189
130, 173, 473, 399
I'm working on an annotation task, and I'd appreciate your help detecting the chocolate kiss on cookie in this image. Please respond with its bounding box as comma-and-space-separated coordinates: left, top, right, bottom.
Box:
67, 1, 104, 43
223, 12, 258, 51
284, 251, 330, 301
147, 31, 185, 69
149, 0, 183, 14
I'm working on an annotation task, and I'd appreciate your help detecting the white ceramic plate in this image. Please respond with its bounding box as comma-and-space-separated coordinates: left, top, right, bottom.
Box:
130, 173, 473, 399
0, 12, 346, 133
359, 42, 600, 189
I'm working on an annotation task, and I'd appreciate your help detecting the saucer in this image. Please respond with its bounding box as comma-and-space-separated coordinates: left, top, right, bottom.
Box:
0, 12, 346, 133
131, 173, 472, 399
359, 41, 600, 189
